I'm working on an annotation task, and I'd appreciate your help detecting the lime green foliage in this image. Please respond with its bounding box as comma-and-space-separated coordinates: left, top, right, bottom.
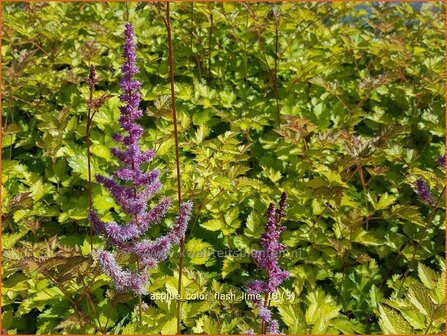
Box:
378, 264, 445, 334
2, 2, 445, 334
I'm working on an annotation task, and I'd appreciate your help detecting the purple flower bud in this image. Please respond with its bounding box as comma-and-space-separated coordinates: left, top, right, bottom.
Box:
247, 280, 267, 295
415, 178, 434, 206
266, 320, 282, 335
437, 155, 446, 169
258, 306, 272, 322
167, 201, 193, 244
279, 191, 287, 217
88, 64, 96, 89
98, 250, 148, 294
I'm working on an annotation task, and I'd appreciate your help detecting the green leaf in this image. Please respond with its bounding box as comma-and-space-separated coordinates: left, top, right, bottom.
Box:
408, 283, 434, 316
390, 205, 425, 226
311, 316, 326, 334
352, 230, 382, 246
161, 317, 177, 335
379, 305, 413, 334
90, 143, 111, 160
67, 153, 94, 181
30, 179, 53, 202
202, 315, 220, 334
432, 271, 446, 304
200, 219, 223, 232
369, 192, 396, 211
192, 110, 213, 125
2, 230, 28, 249
222, 257, 239, 279
369, 284, 383, 308
417, 263, 437, 289
277, 304, 304, 329
245, 211, 263, 238
186, 238, 213, 265
93, 193, 116, 213
262, 166, 282, 183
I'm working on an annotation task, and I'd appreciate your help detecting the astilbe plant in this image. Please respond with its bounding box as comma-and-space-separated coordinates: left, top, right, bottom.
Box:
247, 192, 289, 335
89, 23, 192, 295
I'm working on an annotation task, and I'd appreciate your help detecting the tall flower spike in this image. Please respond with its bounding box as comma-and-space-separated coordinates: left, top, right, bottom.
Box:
89, 23, 192, 295
247, 192, 289, 334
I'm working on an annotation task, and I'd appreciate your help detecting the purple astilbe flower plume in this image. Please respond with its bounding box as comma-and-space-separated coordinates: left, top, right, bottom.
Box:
415, 178, 434, 206
247, 192, 289, 334
89, 23, 192, 295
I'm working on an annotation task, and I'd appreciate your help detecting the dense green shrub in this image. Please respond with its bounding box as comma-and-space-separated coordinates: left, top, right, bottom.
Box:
2, 2, 445, 334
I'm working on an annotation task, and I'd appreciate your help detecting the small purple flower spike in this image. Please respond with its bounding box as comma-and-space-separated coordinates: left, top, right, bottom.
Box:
89, 23, 192, 295
88, 64, 96, 89
415, 179, 434, 206
246, 192, 289, 334
437, 155, 445, 169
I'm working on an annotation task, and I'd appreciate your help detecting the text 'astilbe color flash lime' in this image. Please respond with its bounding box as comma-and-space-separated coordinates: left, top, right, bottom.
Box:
88, 23, 192, 295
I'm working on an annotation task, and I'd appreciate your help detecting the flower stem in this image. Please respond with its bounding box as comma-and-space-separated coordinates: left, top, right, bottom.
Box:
163, 3, 184, 334
86, 66, 94, 251
273, 13, 280, 126
356, 162, 369, 230
137, 256, 143, 324
261, 291, 269, 334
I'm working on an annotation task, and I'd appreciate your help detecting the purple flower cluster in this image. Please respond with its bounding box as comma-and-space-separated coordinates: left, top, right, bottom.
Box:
89, 23, 192, 295
247, 192, 289, 335
415, 178, 434, 206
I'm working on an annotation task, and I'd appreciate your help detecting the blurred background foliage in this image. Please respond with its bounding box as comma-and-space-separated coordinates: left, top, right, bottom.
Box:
1, 2, 445, 334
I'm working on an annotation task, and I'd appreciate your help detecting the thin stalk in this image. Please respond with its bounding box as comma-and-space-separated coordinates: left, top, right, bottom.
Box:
261, 291, 269, 334
125, 1, 130, 22
164, 3, 184, 334
137, 257, 143, 324
86, 71, 94, 251
424, 303, 438, 335
273, 17, 280, 125
42, 270, 80, 314
207, 4, 213, 84
190, 2, 195, 86
80, 271, 103, 332
8, 90, 14, 161
357, 162, 370, 230
130, 156, 143, 325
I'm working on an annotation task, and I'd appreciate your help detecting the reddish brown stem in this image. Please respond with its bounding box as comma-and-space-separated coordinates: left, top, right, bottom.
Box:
136, 256, 143, 324
357, 162, 369, 230
86, 75, 94, 251
207, 4, 213, 84
261, 290, 270, 334
273, 17, 280, 125
163, 3, 184, 334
